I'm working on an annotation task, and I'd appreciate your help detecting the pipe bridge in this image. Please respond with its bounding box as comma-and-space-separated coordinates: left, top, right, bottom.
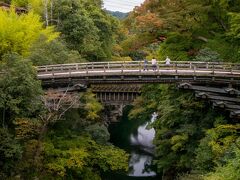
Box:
37, 61, 240, 118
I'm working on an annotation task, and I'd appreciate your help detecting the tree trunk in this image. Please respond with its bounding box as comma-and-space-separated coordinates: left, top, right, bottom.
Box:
50, 0, 53, 25
43, 0, 49, 26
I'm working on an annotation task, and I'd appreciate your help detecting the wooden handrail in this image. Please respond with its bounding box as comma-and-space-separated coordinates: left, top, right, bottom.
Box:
37, 61, 240, 74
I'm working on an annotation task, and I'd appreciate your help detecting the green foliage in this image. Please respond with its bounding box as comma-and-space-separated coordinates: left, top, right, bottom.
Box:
0, 53, 43, 126
204, 148, 240, 180
170, 134, 189, 152
81, 90, 103, 121
85, 123, 110, 144
11, 0, 28, 7
227, 12, 240, 39
93, 145, 129, 172
0, 128, 22, 176
44, 140, 89, 177
205, 36, 240, 62
194, 48, 222, 62
14, 118, 41, 140
0, 8, 58, 58
120, 33, 157, 58
29, 37, 84, 65
194, 136, 215, 172
54, 0, 119, 61
158, 33, 192, 61
16, 139, 44, 178
43, 135, 128, 179
195, 124, 240, 171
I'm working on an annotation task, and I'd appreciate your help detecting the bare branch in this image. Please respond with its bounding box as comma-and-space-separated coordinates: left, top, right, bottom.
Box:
56, 85, 70, 110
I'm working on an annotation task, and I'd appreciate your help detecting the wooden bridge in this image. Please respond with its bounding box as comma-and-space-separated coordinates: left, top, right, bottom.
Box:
37, 61, 240, 118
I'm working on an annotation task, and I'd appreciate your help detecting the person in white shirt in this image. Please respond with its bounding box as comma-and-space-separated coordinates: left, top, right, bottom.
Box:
165, 56, 171, 65
151, 57, 157, 71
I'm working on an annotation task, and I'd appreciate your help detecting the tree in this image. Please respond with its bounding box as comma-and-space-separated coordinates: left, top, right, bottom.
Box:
36, 89, 80, 144
29, 37, 84, 66
205, 148, 240, 180
227, 12, 240, 39
53, 0, 119, 61
0, 128, 22, 177
194, 47, 222, 62
85, 123, 110, 144
0, 8, 58, 58
43, 135, 129, 179
0, 53, 43, 128
80, 90, 103, 122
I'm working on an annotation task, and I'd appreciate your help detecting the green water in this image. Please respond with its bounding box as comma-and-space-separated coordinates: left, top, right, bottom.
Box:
105, 109, 161, 180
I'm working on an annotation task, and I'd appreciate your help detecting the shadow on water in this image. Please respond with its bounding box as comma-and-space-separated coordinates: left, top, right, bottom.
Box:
105, 107, 161, 180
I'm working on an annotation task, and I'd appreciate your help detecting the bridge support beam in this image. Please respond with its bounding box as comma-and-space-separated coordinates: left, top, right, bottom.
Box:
178, 83, 240, 119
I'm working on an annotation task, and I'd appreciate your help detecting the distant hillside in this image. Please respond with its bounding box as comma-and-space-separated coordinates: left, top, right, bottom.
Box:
106, 10, 128, 19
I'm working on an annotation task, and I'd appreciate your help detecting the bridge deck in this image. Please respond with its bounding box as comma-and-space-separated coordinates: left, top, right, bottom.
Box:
37, 61, 240, 87
37, 61, 240, 118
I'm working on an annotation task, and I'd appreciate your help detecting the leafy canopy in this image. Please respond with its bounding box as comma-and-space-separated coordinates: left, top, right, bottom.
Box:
0, 8, 58, 58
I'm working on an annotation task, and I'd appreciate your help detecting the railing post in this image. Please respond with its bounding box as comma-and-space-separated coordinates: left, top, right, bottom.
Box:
212, 64, 215, 75
69, 66, 71, 75
206, 62, 209, 69
86, 64, 88, 74
76, 64, 78, 71
139, 61, 141, 72
121, 63, 123, 73
45, 66, 48, 72
104, 65, 106, 73
190, 62, 192, 69
92, 63, 94, 70
174, 63, 177, 74
108, 62, 110, 69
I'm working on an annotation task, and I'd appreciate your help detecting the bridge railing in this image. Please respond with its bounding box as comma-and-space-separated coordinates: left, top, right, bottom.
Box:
37, 61, 240, 74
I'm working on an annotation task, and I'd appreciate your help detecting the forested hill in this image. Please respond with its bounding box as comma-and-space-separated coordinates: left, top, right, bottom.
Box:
105, 10, 128, 19
120, 0, 240, 62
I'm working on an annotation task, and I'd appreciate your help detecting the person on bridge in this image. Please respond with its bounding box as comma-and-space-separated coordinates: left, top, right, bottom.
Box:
152, 57, 157, 71
165, 56, 171, 65
143, 59, 148, 71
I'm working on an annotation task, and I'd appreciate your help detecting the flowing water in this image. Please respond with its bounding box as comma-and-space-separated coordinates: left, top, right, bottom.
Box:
105, 110, 160, 180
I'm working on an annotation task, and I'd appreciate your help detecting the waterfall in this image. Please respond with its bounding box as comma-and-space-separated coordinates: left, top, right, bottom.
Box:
128, 112, 158, 177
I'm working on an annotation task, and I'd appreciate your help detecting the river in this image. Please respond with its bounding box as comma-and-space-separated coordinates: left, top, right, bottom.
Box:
105, 109, 160, 180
